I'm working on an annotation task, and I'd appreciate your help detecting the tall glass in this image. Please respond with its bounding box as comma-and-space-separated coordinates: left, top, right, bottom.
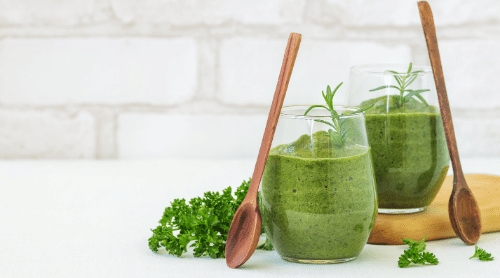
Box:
347, 64, 450, 214
260, 105, 377, 264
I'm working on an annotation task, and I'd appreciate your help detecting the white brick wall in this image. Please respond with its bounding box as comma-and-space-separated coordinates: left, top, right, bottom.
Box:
455, 114, 500, 157
220, 38, 411, 106
0, 0, 498, 159
309, 0, 418, 26
0, 109, 95, 158
0, 0, 93, 26
110, 0, 305, 25
428, 0, 500, 26
0, 38, 197, 105
117, 113, 267, 159
440, 40, 500, 109
219, 39, 284, 106
310, 0, 500, 27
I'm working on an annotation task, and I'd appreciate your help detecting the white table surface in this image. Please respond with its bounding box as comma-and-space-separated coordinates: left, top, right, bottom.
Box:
1, 158, 499, 278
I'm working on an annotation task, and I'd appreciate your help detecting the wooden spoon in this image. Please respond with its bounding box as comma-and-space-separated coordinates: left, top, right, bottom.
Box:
224, 33, 302, 268
418, 1, 481, 245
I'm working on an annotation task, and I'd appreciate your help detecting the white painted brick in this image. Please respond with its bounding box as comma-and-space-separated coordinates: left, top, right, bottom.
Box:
89, 0, 116, 23
306, 0, 416, 26
198, 39, 218, 100
219, 39, 285, 106
439, 40, 500, 109
110, 0, 305, 25
117, 113, 267, 159
0, 109, 95, 158
308, 0, 500, 27
428, 0, 500, 26
0, 38, 197, 105
93, 109, 117, 159
219, 38, 411, 106
454, 114, 500, 158
0, 0, 93, 25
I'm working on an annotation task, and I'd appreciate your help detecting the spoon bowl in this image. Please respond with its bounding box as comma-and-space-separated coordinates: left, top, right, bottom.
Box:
418, 1, 482, 245
225, 202, 262, 268
449, 185, 482, 244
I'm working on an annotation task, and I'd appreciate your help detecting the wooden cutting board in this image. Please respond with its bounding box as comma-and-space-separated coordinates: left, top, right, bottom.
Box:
368, 174, 500, 245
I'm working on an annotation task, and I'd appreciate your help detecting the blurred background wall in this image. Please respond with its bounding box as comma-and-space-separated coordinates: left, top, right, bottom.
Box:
0, 0, 498, 159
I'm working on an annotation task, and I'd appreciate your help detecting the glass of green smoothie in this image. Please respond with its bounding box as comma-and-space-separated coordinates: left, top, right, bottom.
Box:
347, 64, 450, 214
260, 96, 378, 264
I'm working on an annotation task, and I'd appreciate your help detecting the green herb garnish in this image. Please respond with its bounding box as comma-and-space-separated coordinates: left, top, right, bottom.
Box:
304, 83, 372, 148
398, 235, 439, 268
148, 178, 271, 258
257, 236, 274, 251
370, 62, 429, 108
470, 245, 494, 261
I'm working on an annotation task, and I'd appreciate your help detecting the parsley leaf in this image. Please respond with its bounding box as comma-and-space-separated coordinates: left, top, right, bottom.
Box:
422, 252, 439, 265
398, 235, 439, 268
470, 245, 494, 261
257, 236, 274, 251
148, 178, 271, 258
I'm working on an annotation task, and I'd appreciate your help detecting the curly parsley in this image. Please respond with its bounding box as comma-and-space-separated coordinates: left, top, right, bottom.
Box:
398, 236, 439, 268
470, 245, 494, 261
148, 178, 272, 258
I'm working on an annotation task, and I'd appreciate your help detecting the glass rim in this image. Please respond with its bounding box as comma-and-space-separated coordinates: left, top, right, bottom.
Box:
280, 105, 365, 120
350, 64, 432, 76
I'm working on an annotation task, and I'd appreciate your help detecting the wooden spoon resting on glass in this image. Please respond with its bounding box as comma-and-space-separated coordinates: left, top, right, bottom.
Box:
418, 1, 481, 245
225, 33, 302, 268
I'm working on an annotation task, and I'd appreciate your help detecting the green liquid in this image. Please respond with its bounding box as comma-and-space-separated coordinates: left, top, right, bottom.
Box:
362, 96, 450, 209
261, 131, 377, 260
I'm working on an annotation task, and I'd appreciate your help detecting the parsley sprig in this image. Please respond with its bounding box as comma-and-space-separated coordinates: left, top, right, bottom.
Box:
370, 62, 430, 108
304, 83, 372, 148
398, 236, 439, 268
470, 245, 494, 261
148, 178, 271, 258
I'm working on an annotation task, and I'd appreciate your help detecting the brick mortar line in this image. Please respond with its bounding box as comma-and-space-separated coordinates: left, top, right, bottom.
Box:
82, 107, 118, 159
212, 38, 223, 105
92, 109, 106, 159
0, 103, 268, 113
111, 111, 118, 159
194, 37, 221, 101
0, 23, 498, 40
194, 37, 203, 101
0, 104, 497, 116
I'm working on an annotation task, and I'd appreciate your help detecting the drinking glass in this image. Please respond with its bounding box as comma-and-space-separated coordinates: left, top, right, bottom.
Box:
260, 105, 377, 263
347, 64, 450, 214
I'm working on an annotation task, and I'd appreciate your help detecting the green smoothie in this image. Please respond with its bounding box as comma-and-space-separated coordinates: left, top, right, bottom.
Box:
361, 95, 450, 209
261, 130, 377, 261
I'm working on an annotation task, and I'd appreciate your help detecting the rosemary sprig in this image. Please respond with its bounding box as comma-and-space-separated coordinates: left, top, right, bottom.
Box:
369, 62, 429, 108
304, 83, 372, 148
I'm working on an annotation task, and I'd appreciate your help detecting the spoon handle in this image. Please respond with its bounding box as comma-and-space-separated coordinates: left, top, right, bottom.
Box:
418, 1, 466, 185
246, 33, 302, 200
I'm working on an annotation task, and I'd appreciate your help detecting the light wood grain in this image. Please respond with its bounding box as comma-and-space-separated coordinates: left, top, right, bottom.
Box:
368, 174, 500, 245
